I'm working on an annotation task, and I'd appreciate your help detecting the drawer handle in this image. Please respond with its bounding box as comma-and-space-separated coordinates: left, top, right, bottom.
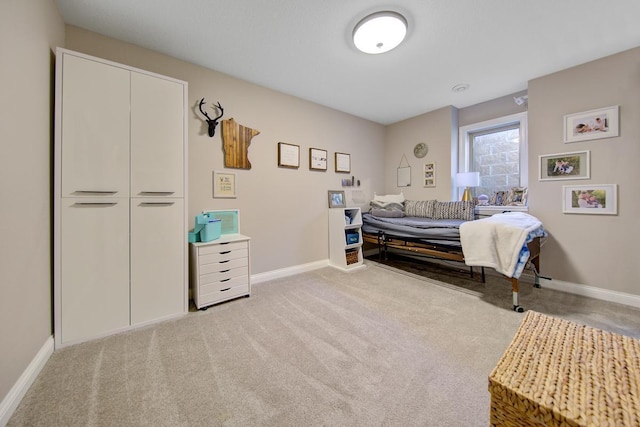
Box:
220, 278, 230, 282
75, 190, 118, 194
220, 251, 231, 255
73, 202, 117, 206
220, 269, 230, 273
139, 191, 175, 195
220, 287, 231, 292
219, 260, 230, 264
139, 202, 175, 206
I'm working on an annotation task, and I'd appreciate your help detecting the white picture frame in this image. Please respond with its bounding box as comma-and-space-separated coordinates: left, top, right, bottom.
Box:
562, 184, 617, 215
563, 105, 619, 143
539, 151, 590, 181
212, 171, 236, 198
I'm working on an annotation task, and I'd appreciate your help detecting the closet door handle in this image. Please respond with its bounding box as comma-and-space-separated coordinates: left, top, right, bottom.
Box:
73, 202, 118, 207
139, 202, 175, 206
74, 190, 118, 194
139, 191, 175, 195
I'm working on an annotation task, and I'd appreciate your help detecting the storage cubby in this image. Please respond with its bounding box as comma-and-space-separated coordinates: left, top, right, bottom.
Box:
329, 207, 364, 271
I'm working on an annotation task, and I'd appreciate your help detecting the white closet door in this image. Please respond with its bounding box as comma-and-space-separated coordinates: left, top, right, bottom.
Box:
130, 72, 184, 197
130, 198, 185, 325
60, 54, 130, 197
60, 198, 130, 344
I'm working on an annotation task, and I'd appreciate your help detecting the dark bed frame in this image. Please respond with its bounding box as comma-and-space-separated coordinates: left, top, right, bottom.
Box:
362, 230, 543, 312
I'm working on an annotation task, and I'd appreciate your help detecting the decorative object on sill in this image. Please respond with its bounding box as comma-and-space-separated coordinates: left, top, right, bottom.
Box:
277, 142, 300, 169
477, 194, 489, 206
328, 190, 346, 208
352, 11, 407, 55
413, 142, 429, 158
397, 154, 411, 187
563, 105, 619, 143
335, 152, 351, 173
456, 171, 480, 201
562, 184, 617, 215
221, 118, 259, 169
506, 187, 527, 206
309, 148, 327, 171
423, 162, 435, 187
212, 170, 236, 199
197, 98, 224, 137
490, 191, 507, 206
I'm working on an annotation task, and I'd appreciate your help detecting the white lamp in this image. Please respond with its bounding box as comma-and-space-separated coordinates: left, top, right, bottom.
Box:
353, 11, 407, 54
456, 172, 480, 202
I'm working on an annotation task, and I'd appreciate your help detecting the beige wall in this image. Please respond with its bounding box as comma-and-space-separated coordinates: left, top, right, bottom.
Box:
528, 47, 640, 294
65, 26, 386, 274
0, 0, 65, 403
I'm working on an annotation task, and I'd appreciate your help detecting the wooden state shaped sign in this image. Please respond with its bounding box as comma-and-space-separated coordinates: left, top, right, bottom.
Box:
221, 118, 259, 169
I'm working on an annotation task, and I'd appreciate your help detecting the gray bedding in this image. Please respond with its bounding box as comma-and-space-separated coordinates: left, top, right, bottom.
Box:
361, 213, 466, 247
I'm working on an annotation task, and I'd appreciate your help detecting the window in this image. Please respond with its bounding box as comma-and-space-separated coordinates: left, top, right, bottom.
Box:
457, 112, 528, 200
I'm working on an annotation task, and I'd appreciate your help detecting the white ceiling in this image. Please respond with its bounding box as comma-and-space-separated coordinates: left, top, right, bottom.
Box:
55, 0, 640, 125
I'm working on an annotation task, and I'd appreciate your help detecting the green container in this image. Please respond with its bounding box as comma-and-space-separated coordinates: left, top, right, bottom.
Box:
200, 219, 221, 242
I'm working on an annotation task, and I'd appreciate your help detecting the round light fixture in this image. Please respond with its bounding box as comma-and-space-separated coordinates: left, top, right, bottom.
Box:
452, 83, 470, 93
353, 11, 407, 54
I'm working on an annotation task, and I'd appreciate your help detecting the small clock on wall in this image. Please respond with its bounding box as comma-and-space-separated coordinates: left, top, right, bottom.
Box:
413, 142, 429, 158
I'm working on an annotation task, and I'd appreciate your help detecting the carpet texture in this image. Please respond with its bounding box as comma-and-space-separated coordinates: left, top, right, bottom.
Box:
8, 261, 640, 426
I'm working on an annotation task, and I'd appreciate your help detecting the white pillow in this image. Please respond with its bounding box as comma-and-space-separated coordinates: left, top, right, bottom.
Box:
373, 192, 405, 205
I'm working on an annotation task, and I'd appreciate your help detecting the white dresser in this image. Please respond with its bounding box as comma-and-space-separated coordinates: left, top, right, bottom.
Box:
190, 234, 251, 309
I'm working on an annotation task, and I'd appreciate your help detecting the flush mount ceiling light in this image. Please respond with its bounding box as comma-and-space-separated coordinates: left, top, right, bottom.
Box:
353, 11, 407, 54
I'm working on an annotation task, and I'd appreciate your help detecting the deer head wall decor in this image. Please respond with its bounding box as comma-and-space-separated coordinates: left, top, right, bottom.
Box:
198, 98, 224, 137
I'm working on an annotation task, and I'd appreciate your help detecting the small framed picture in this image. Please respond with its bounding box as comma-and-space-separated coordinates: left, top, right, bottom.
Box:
309, 148, 327, 171
539, 151, 590, 181
212, 171, 236, 198
335, 152, 351, 173
278, 142, 300, 168
564, 105, 619, 143
424, 163, 436, 187
490, 191, 508, 206
328, 190, 346, 208
562, 184, 617, 215
506, 187, 528, 206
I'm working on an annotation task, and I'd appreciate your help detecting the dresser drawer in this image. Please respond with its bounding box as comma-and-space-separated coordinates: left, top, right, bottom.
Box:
199, 257, 248, 275
197, 283, 249, 307
198, 240, 247, 255
200, 275, 249, 295
199, 248, 248, 265
200, 266, 248, 285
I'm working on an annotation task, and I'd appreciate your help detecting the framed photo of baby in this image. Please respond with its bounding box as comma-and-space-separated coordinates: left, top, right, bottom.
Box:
562, 184, 617, 215
563, 105, 619, 143
539, 150, 590, 181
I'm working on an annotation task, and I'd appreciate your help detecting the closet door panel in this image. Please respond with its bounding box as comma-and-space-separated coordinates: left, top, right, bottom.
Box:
61, 54, 130, 197
130, 72, 184, 197
60, 198, 130, 344
130, 198, 185, 325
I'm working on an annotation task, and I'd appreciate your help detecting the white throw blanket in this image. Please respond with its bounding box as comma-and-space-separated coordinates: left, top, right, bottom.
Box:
459, 212, 542, 277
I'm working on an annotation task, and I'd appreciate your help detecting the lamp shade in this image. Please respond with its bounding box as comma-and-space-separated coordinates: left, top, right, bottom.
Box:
353, 11, 407, 54
456, 172, 480, 187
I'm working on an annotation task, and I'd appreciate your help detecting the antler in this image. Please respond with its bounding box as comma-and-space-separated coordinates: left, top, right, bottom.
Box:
213, 101, 224, 120
198, 98, 212, 120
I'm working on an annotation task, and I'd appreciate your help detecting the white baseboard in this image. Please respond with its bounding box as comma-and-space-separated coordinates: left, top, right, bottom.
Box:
539, 277, 640, 309
251, 259, 329, 284
0, 336, 54, 427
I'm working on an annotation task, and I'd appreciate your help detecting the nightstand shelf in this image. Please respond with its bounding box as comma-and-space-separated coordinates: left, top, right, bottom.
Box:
329, 207, 365, 271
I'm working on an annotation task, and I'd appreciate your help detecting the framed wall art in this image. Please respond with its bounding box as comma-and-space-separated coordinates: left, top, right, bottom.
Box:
562, 184, 617, 215
423, 162, 436, 187
564, 105, 619, 143
335, 152, 351, 173
309, 148, 327, 171
328, 190, 346, 208
278, 142, 300, 168
212, 171, 236, 198
539, 150, 590, 181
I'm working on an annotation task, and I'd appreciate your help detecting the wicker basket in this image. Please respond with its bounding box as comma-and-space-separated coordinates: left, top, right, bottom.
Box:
345, 249, 359, 265
489, 311, 640, 427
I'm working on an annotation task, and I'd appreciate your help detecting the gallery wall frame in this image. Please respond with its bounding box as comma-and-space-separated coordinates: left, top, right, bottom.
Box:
564, 105, 619, 143
539, 150, 590, 181
335, 152, 351, 173
328, 190, 346, 208
212, 171, 237, 198
309, 148, 327, 171
423, 162, 436, 187
278, 142, 300, 168
562, 184, 617, 215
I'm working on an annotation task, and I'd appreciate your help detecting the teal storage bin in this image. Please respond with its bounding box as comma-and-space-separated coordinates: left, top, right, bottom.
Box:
200, 218, 221, 242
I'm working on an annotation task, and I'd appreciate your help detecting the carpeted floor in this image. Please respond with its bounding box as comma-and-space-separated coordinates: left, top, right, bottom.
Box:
8, 261, 640, 426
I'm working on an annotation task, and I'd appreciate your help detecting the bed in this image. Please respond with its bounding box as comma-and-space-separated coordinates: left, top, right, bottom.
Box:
362, 196, 546, 312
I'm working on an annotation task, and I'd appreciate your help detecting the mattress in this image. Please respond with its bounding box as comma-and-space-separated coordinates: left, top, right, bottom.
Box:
361, 213, 466, 247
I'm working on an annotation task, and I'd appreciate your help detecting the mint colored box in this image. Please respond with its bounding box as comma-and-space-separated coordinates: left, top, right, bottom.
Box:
200, 219, 221, 242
